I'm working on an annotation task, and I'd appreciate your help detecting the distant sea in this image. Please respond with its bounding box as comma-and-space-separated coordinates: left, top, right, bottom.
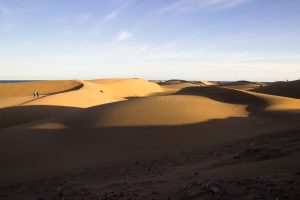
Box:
0, 80, 40, 83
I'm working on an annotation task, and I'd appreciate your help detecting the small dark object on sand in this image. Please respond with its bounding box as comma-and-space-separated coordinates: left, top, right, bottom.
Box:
206, 180, 220, 193
100, 90, 104, 93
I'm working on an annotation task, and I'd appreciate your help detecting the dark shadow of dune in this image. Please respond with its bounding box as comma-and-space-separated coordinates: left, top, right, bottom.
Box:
1, 110, 299, 187
159, 79, 191, 85
124, 96, 144, 100
175, 86, 267, 115
0, 105, 81, 130
218, 80, 260, 86
251, 79, 300, 99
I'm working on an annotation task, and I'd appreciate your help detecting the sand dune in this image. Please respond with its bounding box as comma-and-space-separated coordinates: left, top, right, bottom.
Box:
90, 78, 163, 98
245, 90, 300, 113
177, 86, 300, 114
23, 80, 122, 108
199, 80, 218, 86
252, 79, 300, 99
0, 80, 119, 129
176, 86, 265, 107
32, 95, 247, 129
0, 105, 79, 129
0, 79, 161, 128
0, 78, 299, 194
0, 80, 82, 98
219, 80, 264, 90
159, 79, 192, 85
0, 96, 33, 108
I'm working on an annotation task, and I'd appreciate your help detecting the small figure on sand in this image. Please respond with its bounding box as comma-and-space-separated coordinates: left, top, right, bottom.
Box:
33, 91, 40, 98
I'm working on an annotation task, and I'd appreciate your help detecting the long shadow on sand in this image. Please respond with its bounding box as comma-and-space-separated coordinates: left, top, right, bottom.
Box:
0, 108, 299, 187
175, 86, 267, 115
0, 105, 81, 129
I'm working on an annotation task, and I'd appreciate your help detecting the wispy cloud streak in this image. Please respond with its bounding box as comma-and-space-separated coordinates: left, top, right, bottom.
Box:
159, 0, 253, 14
104, 10, 118, 22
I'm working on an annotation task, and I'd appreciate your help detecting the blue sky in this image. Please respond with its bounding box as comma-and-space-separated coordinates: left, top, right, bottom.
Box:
0, 0, 299, 81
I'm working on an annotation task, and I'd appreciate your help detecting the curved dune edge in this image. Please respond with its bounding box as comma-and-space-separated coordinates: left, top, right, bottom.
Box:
0, 79, 164, 129
0, 80, 299, 187
0, 105, 80, 130
23, 80, 123, 108
244, 90, 300, 112
251, 79, 300, 99
31, 95, 248, 129
24, 78, 163, 108
176, 86, 300, 114
90, 78, 163, 98
0, 80, 83, 98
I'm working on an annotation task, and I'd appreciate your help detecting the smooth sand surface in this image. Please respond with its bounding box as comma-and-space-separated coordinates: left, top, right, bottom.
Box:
0, 80, 82, 98
0, 96, 33, 108
0, 78, 299, 199
252, 79, 300, 99
0, 79, 162, 129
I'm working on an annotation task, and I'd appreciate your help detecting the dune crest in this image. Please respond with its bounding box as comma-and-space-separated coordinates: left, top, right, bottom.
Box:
32, 95, 247, 129
252, 79, 300, 99
0, 80, 82, 98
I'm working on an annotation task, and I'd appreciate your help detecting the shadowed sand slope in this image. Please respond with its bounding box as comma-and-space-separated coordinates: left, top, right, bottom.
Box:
34, 95, 247, 128
219, 81, 264, 90
0, 80, 82, 97
245, 90, 300, 113
176, 86, 265, 106
177, 86, 300, 114
0, 79, 299, 191
0, 105, 80, 129
252, 79, 300, 99
0, 114, 299, 187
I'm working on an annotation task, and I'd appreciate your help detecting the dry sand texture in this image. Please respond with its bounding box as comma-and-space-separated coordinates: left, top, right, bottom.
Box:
0, 78, 299, 199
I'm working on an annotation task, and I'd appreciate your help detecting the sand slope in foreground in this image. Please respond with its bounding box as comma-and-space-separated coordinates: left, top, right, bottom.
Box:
0, 80, 299, 188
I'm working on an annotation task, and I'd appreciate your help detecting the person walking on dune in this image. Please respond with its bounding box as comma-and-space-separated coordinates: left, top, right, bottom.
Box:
33, 91, 40, 98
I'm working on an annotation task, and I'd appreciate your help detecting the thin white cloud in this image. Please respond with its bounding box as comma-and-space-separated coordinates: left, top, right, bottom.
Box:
160, 0, 253, 14
114, 30, 132, 43
104, 10, 118, 22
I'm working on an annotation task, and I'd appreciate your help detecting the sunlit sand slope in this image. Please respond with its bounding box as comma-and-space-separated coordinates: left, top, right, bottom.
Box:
34, 95, 247, 128
90, 78, 163, 98
23, 80, 122, 108
0, 79, 162, 129
0, 97, 33, 108
0, 80, 82, 97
